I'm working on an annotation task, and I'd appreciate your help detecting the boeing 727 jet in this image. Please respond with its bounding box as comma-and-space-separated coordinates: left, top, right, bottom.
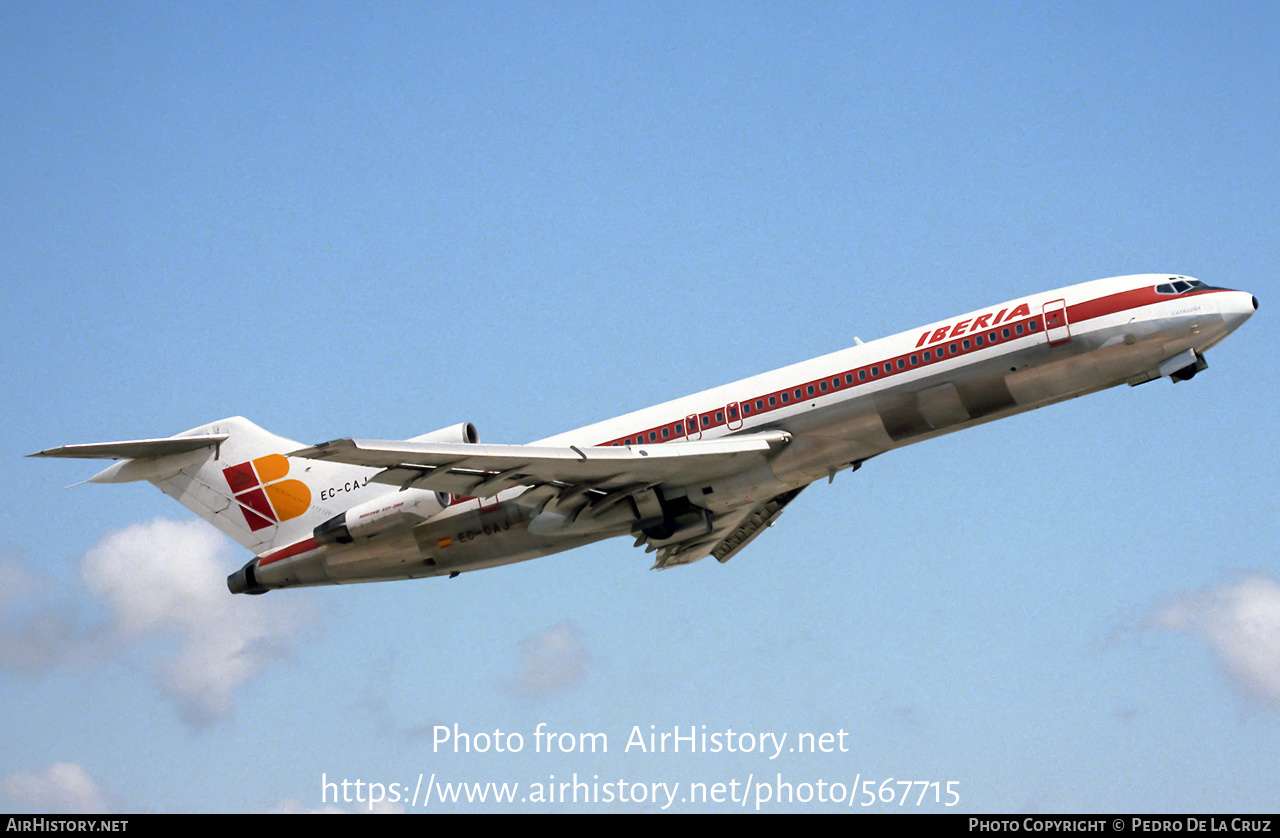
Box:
31, 274, 1257, 594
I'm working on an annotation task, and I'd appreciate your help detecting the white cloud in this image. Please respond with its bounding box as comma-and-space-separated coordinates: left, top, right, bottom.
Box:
80, 518, 313, 726
0, 553, 39, 604
266, 798, 352, 814
0, 600, 99, 671
0, 549, 104, 672
1150, 573, 1280, 707
2, 762, 115, 814
510, 619, 590, 697
267, 798, 404, 814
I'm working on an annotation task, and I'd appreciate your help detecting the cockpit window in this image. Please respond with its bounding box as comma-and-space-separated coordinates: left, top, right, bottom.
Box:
1156, 278, 1207, 295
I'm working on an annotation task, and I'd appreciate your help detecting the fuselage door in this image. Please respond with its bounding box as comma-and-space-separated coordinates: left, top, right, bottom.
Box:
726, 402, 743, 430
1043, 299, 1071, 345
685, 413, 702, 440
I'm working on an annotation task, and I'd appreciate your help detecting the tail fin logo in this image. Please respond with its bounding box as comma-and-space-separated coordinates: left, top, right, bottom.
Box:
222, 454, 312, 532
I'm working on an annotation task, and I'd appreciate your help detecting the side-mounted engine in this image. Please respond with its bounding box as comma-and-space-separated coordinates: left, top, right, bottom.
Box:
312, 421, 479, 544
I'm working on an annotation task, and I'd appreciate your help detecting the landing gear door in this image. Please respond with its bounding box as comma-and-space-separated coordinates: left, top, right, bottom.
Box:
1043, 299, 1071, 346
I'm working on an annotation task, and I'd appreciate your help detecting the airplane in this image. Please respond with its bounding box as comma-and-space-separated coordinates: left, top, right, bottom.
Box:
31, 274, 1257, 595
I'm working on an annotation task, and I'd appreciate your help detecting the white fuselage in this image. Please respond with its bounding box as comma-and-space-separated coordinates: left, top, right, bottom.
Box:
250, 274, 1256, 590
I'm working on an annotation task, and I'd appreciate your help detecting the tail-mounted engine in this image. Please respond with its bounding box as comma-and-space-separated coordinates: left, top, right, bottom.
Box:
408, 422, 479, 444
313, 487, 451, 544
313, 421, 480, 543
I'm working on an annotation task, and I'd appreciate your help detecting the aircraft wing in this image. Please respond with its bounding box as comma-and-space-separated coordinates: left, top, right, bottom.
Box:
292, 430, 801, 569
290, 431, 793, 498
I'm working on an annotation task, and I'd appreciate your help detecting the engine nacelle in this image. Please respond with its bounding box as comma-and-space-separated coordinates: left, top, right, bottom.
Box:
313, 423, 478, 544
314, 488, 450, 544
227, 560, 270, 595
408, 422, 479, 444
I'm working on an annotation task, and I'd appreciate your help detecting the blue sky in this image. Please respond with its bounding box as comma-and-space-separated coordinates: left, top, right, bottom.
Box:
2, 1, 1277, 813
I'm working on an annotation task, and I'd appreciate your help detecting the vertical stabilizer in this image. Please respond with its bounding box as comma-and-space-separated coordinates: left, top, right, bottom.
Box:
36, 417, 384, 554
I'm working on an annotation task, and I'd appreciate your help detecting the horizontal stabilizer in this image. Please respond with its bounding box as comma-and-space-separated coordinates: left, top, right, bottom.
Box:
28, 434, 228, 460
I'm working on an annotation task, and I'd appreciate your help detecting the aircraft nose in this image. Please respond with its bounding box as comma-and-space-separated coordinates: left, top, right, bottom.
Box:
1221, 290, 1258, 333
